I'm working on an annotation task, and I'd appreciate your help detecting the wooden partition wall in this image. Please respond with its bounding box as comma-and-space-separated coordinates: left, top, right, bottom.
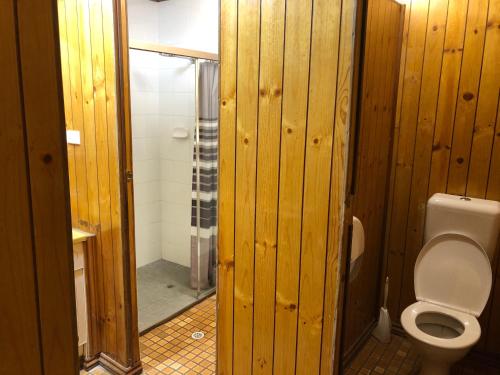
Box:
57, 0, 141, 372
385, 0, 500, 354
1, 1, 78, 374
218, 0, 356, 374
344, 0, 403, 357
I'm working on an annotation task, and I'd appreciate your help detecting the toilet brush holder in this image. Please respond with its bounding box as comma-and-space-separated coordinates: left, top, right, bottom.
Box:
373, 276, 392, 343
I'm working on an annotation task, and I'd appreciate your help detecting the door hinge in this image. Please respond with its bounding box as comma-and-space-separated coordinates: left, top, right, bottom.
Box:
126, 170, 133, 182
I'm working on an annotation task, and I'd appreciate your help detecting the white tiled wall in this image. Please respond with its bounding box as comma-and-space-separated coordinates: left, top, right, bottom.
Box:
128, 0, 217, 269
128, 0, 218, 53
127, 0, 159, 43
158, 57, 195, 268
130, 49, 162, 268
158, 0, 218, 53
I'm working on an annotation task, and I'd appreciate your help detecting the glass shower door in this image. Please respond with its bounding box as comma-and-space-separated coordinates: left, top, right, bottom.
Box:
131, 49, 218, 331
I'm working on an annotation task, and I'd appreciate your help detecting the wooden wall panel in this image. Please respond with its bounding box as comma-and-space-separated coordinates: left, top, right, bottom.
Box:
218, 0, 357, 373
385, 0, 500, 355
385, 0, 430, 318
295, 0, 342, 371
58, 0, 140, 370
252, 0, 285, 373
1, 4, 46, 374
273, 0, 312, 373
233, 1, 260, 372
1, 0, 79, 373
218, 0, 237, 374
326, 0, 363, 370
342, 0, 403, 356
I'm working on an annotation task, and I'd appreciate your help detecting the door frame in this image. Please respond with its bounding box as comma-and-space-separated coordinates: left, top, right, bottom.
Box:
113, 0, 142, 369
112, 1, 367, 374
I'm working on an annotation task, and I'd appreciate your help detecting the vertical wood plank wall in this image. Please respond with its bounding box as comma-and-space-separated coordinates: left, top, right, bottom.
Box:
0, 1, 79, 374
57, 0, 136, 367
218, 0, 356, 373
343, 0, 403, 356
385, 0, 500, 354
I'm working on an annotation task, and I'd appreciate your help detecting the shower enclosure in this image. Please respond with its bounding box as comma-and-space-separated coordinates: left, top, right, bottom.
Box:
129, 46, 218, 332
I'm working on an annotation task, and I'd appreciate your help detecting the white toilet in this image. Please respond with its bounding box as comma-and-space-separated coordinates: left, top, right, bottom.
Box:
400, 193, 500, 375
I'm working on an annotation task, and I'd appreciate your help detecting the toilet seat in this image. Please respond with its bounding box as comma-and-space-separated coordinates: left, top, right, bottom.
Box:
414, 233, 492, 316
401, 301, 481, 350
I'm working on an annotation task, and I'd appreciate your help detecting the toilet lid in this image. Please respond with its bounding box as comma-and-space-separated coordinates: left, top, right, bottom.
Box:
414, 233, 492, 317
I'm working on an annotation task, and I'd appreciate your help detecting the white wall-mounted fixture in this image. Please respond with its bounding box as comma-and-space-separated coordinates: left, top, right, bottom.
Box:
172, 127, 189, 139
66, 129, 81, 145
349, 216, 365, 282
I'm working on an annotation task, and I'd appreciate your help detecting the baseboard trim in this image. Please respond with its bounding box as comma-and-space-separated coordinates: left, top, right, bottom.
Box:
83, 354, 100, 371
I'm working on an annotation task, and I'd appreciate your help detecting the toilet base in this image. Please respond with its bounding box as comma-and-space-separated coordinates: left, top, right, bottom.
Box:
419, 359, 451, 375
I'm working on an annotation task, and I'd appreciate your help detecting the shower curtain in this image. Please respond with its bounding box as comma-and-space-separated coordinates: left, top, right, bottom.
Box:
190, 62, 218, 290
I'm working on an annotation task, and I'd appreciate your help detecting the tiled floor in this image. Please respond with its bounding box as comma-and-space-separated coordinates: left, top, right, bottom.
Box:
345, 335, 418, 375
345, 334, 500, 375
139, 295, 216, 374
137, 260, 200, 332
80, 366, 111, 374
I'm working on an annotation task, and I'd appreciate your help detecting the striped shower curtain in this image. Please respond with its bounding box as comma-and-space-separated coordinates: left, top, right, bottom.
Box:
190, 62, 218, 289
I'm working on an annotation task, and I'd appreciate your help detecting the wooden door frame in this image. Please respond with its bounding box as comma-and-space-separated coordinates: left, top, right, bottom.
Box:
334, 0, 406, 371
333, 0, 370, 373
112, 1, 367, 374
112, 0, 142, 371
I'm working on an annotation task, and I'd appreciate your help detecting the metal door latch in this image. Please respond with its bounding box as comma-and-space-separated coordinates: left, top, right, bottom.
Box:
126, 170, 133, 182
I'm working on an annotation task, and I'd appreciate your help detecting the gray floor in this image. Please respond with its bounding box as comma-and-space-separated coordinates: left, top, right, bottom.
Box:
137, 259, 198, 332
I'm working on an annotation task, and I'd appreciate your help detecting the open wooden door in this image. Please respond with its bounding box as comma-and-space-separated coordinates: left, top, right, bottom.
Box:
217, 0, 358, 374
0, 1, 79, 374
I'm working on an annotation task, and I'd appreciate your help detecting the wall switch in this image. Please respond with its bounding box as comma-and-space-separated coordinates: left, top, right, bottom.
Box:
67, 130, 81, 145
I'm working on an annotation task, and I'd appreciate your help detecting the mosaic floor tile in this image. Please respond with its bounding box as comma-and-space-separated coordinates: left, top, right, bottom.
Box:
140, 295, 216, 374
346, 334, 500, 375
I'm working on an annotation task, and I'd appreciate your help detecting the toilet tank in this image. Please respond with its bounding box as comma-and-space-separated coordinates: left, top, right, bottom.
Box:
425, 193, 500, 260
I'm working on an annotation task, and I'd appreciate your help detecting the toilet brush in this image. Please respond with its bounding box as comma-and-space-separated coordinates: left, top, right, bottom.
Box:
372, 276, 392, 344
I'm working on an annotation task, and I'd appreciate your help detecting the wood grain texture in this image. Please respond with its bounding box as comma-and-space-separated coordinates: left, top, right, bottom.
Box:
101, 0, 128, 364
466, 0, 500, 197
273, 1, 312, 372
385, 0, 500, 355
295, 0, 342, 372
0, 2, 45, 373
17, 0, 80, 372
218, 0, 238, 374
385, 0, 430, 318
319, 2, 362, 375
58, 0, 139, 369
447, 0, 489, 195
58, 0, 80, 226
219, 0, 356, 373
115, 0, 142, 366
233, 0, 260, 373
401, 0, 448, 287
252, 0, 285, 373
343, 0, 403, 357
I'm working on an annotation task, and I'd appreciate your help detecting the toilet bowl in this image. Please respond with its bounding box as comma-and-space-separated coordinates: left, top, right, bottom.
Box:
399, 194, 500, 375
401, 301, 480, 375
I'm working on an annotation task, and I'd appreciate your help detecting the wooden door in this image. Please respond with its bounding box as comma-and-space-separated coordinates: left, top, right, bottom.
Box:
218, 0, 358, 373
0, 1, 79, 374
342, 0, 404, 358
